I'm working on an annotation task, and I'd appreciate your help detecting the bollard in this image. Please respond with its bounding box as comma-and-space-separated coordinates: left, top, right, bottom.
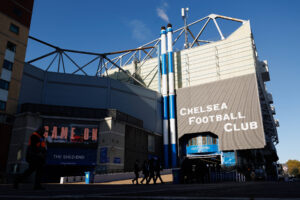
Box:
172, 168, 181, 184
60, 177, 67, 184
85, 171, 94, 184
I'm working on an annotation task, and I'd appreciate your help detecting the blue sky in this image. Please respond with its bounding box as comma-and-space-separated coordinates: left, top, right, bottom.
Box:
26, 0, 300, 163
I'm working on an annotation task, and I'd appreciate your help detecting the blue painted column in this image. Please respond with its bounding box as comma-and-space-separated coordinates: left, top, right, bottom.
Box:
167, 24, 177, 167
160, 26, 169, 168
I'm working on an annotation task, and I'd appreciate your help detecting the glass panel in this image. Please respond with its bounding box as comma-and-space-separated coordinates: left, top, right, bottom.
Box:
202, 136, 207, 145
148, 135, 155, 152
7, 41, 16, 52
0, 80, 10, 90
10, 24, 19, 34
197, 137, 202, 145
0, 101, 6, 111
213, 138, 217, 144
3, 60, 13, 71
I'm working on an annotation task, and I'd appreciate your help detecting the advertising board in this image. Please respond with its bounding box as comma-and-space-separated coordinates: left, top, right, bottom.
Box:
176, 74, 265, 151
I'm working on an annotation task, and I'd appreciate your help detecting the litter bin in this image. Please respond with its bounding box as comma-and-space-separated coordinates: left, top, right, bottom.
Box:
172, 168, 181, 184
85, 171, 94, 184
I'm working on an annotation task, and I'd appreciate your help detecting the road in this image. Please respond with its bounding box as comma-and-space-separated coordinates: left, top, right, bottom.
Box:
0, 181, 299, 199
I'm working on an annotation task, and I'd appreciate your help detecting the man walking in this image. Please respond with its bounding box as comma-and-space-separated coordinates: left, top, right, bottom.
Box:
132, 160, 140, 184
147, 158, 156, 184
140, 160, 149, 184
14, 127, 47, 190
154, 158, 164, 184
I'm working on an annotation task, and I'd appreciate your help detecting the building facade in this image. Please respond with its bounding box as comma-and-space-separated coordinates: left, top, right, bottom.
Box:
106, 16, 279, 179
0, 0, 34, 180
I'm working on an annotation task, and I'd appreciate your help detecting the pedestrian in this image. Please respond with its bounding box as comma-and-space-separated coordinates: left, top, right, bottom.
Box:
250, 170, 256, 181
14, 126, 47, 190
147, 158, 156, 184
132, 160, 140, 184
154, 158, 164, 184
140, 160, 149, 184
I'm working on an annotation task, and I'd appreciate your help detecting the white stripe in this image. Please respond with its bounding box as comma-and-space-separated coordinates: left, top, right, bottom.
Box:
163, 119, 169, 145
4, 49, 15, 63
1, 68, 12, 82
168, 72, 174, 95
167, 31, 173, 52
0, 89, 8, 101
161, 34, 167, 54
170, 118, 176, 144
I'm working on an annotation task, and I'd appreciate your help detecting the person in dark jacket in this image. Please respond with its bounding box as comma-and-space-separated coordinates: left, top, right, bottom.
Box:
140, 160, 149, 184
14, 127, 47, 190
147, 158, 156, 184
132, 160, 140, 184
154, 158, 164, 184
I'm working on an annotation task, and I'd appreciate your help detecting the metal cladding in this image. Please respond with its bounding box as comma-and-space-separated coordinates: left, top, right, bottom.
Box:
160, 26, 169, 169
176, 73, 266, 151
167, 24, 177, 167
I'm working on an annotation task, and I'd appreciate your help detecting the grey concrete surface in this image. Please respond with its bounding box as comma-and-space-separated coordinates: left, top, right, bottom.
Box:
0, 182, 300, 200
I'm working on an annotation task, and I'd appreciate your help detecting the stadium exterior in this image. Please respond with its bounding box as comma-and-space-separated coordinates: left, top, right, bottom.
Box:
5, 13, 279, 181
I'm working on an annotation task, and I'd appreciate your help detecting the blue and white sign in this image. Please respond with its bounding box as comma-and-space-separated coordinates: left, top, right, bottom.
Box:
46, 148, 97, 165
100, 147, 108, 163
187, 144, 219, 154
113, 157, 121, 164
222, 151, 236, 166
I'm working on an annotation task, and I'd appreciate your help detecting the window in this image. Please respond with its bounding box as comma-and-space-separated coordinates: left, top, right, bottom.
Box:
148, 135, 155, 152
197, 137, 202, 145
3, 60, 13, 71
0, 79, 10, 90
207, 136, 212, 145
10, 24, 19, 35
212, 138, 217, 144
7, 41, 16, 52
192, 138, 196, 146
0, 100, 6, 111
202, 136, 207, 145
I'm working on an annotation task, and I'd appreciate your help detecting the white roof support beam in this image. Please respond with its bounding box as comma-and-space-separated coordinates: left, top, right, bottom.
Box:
210, 15, 225, 40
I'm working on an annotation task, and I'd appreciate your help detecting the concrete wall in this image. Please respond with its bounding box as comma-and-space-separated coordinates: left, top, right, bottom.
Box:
6, 112, 42, 175
96, 117, 162, 173
97, 117, 125, 173
124, 123, 162, 172
19, 63, 162, 134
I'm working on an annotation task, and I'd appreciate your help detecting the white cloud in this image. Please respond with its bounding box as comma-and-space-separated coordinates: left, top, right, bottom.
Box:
156, 8, 169, 23
129, 20, 152, 42
156, 1, 170, 23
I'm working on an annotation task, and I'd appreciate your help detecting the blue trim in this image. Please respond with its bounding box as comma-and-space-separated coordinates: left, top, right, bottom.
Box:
163, 96, 168, 120
167, 27, 173, 32
161, 54, 167, 75
171, 144, 177, 167
160, 30, 166, 34
164, 144, 169, 168
168, 52, 173, 73
169, 95, 175, 119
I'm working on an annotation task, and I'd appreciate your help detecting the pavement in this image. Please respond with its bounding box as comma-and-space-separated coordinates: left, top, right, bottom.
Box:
0, 178, 300, 200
